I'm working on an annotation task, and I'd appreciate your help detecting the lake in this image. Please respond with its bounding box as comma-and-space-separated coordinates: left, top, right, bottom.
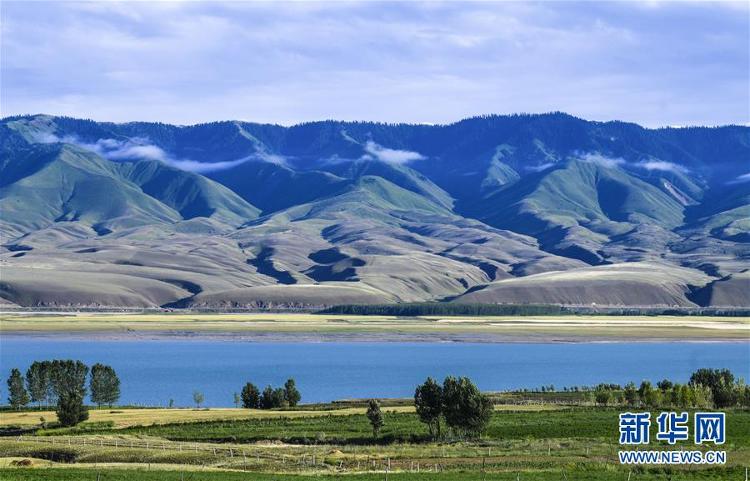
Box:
1, 338, 748, 407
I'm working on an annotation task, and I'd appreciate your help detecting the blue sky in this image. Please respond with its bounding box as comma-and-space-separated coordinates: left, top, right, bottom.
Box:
1, 1, 748, 127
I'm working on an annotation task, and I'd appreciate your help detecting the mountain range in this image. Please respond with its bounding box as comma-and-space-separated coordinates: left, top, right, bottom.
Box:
1, 113, 748, 308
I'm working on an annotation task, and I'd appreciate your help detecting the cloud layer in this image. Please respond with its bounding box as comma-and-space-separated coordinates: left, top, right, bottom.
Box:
635, 159, 689, 174
36, 133, 271, 173
362, 141, 425, 164
1, 2, 747, 127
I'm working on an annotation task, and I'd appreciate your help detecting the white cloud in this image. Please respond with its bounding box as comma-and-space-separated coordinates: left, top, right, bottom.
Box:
167, 158, 253, 173
1, 1, 746, 126
101, 140, 169, 163
35, 133, 282, 173
362, 140, 425, 164
30, 131, 65, 144
526, 162, 556, 172
635, 159, 689, 174
577, 152, 626, 168
728, 172, 750, 184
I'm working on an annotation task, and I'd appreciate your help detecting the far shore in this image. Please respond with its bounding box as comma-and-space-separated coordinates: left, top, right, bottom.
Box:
1, 312, 748, 342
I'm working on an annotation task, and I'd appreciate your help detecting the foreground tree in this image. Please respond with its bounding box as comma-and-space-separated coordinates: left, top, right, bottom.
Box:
90, 364, 120, 408
283, 378, 301, 407
690, 368, 734, 408
57, 393, 89, 426
442, 376, 493, 439
7, 369, 29, 410
241, 382, 260, 408
26, 361, 51, 409
414, 377, 442, 439
50, 361, 89, 426
366, 399, 384, 438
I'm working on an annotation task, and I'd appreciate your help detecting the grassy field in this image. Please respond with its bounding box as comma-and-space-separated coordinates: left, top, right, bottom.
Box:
1, 406, 748, 479
24, 409, 750, 447
1, 312, 748, 339
0, 467, 747, 481
1, 467, 747, 481
0, 404, 559, 428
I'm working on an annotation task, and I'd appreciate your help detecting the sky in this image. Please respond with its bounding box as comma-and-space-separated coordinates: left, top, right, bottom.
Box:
1, 1, 748, 127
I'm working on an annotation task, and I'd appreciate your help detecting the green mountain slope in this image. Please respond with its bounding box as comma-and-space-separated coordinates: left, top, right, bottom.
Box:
1, 113, 748, 308
120, 159, 260, 225
0, 144, 181, 240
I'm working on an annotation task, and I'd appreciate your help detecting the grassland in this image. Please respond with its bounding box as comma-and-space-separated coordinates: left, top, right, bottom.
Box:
2, 467, 746, 481
1, 406, 748, 480
0, 404, 558, 429
2, 312, 748, 340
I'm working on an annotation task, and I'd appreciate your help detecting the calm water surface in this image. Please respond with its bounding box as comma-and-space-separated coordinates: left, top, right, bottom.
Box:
1, 339, 748, 407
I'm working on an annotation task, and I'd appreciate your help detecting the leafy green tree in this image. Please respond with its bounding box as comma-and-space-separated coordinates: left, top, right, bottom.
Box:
26, 361, 51, 409
193, 391, 204, 408
233, 392, 240, 408
623, 382, 638, 406
366, 399, 384, 438
283, 379, 301, 407
678, 384, 693, 408
657, 379, 673, 391
442, 376, 493, 439
668, 384, 681, 406
57, 392, 89, 426
89, 364, 120, 408
691, 384, 714, 409
414, 377, 442, 439
738, 382, 750, 408
260, 385, 275, 409
7, 368, 29, 410
712, 379, 739, 408
241, 382, 260, 408
594, 387, 611, 406
637, 380, 661, 407
49, 360, 88, 400
644, 388, 660, 408
690, 368, 734, 390
272, 387, 287, 408
49, 360, 89, 426
690, 368, 735, 407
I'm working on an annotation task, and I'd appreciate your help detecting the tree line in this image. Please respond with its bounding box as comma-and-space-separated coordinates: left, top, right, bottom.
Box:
6, 360, 120, 427
319, 303, 750, 317
321, 303, 565, 316
365, 376, 494, 440
591, 368, 750, 409
236, 379, 301, 409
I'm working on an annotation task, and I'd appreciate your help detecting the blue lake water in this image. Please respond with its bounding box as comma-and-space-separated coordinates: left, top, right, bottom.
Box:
1, 339, 748, 407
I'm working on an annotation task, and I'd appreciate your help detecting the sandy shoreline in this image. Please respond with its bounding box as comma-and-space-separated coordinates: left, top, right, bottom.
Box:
2, 329, 748, 344
2, 312, 748, 343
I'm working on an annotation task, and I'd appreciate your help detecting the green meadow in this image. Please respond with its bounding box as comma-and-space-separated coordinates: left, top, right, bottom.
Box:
1, 406, 748, 480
